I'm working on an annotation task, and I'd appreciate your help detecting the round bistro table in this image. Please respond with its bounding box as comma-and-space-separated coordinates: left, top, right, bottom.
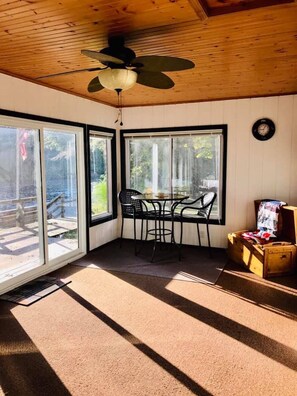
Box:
132, 193, 189, 261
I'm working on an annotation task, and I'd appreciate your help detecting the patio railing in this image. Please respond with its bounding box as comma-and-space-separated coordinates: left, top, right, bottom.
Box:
0, 193, 65, 227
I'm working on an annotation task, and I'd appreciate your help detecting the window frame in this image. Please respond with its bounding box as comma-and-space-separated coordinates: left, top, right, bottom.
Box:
86, 125, 117, 227
120, 124, 227, 225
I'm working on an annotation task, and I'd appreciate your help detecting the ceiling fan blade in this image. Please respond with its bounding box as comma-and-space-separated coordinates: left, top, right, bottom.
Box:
88, 76, 104, 93
81, 50, 124, 65
134, 56, 195, 72
37, 67, 105, 79
136, 71, 174, 89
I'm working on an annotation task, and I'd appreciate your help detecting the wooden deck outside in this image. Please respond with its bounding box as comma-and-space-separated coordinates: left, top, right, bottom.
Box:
0, 219, 78, 280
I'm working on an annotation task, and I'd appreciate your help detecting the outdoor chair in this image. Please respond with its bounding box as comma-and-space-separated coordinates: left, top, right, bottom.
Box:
118, 188, 151, 255
173, 191, 217, 259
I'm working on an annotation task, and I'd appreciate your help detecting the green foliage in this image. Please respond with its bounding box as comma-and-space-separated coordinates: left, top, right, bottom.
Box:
90, 137, 107, 181
44, 131, 70, 152
63, 229, 78, 239
128, 135, 218, 195
193, 136, 214, 159
92, 178, 108, 215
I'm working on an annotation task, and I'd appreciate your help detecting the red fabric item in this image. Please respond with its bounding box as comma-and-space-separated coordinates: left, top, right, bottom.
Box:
19, 129, 29, 161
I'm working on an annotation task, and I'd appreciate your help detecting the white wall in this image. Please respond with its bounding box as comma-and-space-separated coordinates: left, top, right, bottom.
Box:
0, 73, 118, 248
122, 95, 297, 248
1, 73, 296, 249
0, 73, 116, 126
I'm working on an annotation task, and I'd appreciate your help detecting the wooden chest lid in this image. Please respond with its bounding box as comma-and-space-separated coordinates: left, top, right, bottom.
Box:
279, 206, 297, 244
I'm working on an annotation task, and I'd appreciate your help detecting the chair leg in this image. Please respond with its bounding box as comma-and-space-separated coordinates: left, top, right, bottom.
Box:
120, 217, 124, 248
136, 218, 144, 255
171, 213, 175, 244
206, 221, 212, 257
144, 216, 149, 241
133, 216, 138, 256
196, 222, 201, 247
139, 217, 148, 256
151, 213, 158, 262
179, 219, 184, 261
140, 218, 144, 241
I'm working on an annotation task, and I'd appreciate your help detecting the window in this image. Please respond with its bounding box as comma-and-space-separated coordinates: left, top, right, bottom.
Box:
122, 125, 227, 224
88, 127, 117, 225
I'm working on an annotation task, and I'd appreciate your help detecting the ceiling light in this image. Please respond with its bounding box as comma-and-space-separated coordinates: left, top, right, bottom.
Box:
98, 69, 138, 92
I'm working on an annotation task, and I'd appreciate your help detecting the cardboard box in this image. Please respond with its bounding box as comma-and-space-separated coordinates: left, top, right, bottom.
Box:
227, 206, 297, 278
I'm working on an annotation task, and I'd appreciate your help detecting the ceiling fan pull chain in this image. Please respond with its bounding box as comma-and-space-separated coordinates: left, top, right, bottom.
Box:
119, 90, 123, 126
115, 89, 123, 126
114, 108, 120, 124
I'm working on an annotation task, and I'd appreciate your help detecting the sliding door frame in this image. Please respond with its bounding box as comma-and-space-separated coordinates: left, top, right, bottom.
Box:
0, 109, 87, 295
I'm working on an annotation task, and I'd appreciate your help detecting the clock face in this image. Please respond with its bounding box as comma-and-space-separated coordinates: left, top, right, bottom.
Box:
252, 118, 275, 141
257, 123, 270, 136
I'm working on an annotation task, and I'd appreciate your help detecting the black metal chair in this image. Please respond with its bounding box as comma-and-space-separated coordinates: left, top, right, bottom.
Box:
118, 189, 149, 254
173, 192, 217, 259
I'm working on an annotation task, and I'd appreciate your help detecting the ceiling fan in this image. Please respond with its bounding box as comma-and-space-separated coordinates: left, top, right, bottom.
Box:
38, 36, 195, 93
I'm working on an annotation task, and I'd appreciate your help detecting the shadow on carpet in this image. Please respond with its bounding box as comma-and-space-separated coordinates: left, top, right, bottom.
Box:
0, 276, 71, 306
73, 240, 227, 284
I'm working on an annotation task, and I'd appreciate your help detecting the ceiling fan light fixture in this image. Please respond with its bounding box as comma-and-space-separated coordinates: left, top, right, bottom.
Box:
98, 69, 137, 91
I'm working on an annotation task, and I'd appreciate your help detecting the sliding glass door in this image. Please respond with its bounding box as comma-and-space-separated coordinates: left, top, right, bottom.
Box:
0, 125, 44, 281
44, 129, 79, 261
0, 116, 86, 291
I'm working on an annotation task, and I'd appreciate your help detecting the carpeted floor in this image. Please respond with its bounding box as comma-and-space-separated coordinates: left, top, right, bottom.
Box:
73, 239, 226, 284
0, 240, 296, 396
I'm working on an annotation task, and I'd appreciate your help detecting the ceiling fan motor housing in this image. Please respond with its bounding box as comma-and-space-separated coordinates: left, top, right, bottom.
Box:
101, 36, 136, 65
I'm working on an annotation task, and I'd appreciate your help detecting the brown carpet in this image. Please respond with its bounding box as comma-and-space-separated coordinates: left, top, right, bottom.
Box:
73, 239, 226, 284
0, 240, 296, 396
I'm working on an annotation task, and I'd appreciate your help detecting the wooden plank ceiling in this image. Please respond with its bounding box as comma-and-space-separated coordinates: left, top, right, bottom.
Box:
0, 0, 296, 107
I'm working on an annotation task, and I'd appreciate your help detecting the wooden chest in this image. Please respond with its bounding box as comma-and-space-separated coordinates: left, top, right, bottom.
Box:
227, 206, 297, 278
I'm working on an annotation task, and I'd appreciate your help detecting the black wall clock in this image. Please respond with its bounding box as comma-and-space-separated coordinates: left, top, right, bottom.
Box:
252, 118, 275, 141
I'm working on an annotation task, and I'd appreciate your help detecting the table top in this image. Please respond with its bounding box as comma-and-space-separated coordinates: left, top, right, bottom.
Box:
132, 193, 189, 202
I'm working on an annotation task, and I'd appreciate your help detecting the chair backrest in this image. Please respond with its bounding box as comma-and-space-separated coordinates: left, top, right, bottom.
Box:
118, 189, 142, 216
198, 192, 217, 220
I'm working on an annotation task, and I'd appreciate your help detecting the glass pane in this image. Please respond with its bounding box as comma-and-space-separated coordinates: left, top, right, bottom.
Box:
90, 136, 109, 219
0, 126, 44, 282
172, 135, 221, 216
129, 137, 170, 193
44, 129, 78, 260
